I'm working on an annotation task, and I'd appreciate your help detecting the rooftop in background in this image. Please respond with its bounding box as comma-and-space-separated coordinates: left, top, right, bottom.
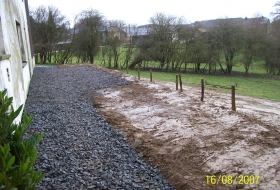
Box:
68, 16, 271, 38
193, 16, 270, 29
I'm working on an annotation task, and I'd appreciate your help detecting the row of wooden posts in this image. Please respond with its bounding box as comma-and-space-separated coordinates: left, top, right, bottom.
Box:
199, 78, 236, 111
137, 67, 236, 111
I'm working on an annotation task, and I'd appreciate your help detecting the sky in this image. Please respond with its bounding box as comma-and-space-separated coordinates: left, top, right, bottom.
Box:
28, 0, 278, 26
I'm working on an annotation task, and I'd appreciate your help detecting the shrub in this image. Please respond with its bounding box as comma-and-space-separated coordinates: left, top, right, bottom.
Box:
0, 89, 44, 189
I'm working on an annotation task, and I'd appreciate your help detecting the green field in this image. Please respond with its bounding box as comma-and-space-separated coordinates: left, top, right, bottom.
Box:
36, 53, 280, 102
118, 69, 280, 102
96, 52, 280, 102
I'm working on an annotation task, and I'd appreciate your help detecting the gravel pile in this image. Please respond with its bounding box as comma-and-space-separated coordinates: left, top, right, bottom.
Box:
25, 66, 173, 190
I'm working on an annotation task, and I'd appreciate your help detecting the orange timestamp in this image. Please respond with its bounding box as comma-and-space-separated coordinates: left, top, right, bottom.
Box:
206, 174, 260, 185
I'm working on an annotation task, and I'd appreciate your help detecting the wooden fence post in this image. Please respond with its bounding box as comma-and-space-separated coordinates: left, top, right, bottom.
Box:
138, 64, 140, 80
150, 69, 152, 82
176, 74, 178, 90
231, 85, 236, 111
201, 78, 204, 101
179, 74, 182, 92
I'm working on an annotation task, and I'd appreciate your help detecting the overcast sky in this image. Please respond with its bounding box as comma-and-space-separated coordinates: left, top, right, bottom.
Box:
28, 0, 278, 26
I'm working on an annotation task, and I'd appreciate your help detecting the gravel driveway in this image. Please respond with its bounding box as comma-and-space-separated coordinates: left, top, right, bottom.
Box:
25, 66, 173, 190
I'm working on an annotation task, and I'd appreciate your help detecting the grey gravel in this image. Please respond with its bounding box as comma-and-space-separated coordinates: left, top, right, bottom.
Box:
25, 66, 174, 190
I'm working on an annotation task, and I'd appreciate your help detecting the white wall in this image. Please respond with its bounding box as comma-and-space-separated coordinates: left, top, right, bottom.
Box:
0, 0, 35, 123
0, 59, 13, 97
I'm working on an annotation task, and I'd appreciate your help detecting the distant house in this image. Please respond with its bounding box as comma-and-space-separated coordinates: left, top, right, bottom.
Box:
105, 24, 153, 46
107, 26, 129, 45
69, 24, 152, 46
193, 17, 270, 33
122, 24, 155, 45
123, 24, 192, 45
0, 0, 35, 123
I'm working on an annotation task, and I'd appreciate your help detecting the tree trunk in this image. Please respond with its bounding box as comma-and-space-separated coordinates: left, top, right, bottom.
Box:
40, 53, 43, 65
89, 52, 94, 63
245, 66, 249, 75
43, 53, 47, 64
47, 52, 52, 64
196, 63, 201, 73
226, 65, 232, 74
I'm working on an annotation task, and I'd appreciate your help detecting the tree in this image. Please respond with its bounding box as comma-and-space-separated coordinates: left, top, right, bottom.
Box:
149, 13, 184, 70
123, 25, 138, 72
174, 25, 196, 72
74, 9, 104, 64
30, 6, 69, 64
255, 2, 280, 75
130, 13, 184, 70
261, 20, 280, 75
187, 29, 208, 73
204, 30, 221, 74
99, 45, 113, 67
212, 19, 243, 74
129, 35, 153, 69
53, 41, 74, 64
241, 17, 267, 74
272, 1, 280, 20
105, 20, 126, 69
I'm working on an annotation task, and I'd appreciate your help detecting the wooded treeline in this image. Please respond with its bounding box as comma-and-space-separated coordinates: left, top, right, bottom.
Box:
30, 3, 280, 75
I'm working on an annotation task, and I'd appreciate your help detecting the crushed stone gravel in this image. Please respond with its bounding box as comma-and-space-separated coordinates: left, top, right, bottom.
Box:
25, 66, 174, 190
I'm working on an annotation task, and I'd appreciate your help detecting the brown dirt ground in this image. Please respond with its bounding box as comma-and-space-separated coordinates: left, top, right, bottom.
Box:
94, 84, 211, 190
58, 64, 280, 190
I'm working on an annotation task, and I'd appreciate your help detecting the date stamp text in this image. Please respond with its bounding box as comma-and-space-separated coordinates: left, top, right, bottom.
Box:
206, 174, 260, 185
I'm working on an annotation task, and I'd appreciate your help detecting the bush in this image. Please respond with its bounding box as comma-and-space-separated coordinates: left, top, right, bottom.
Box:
0, 89, 44, 189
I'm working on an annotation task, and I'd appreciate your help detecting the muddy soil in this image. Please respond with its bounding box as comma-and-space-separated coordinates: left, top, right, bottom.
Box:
90, 66, 280, 190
